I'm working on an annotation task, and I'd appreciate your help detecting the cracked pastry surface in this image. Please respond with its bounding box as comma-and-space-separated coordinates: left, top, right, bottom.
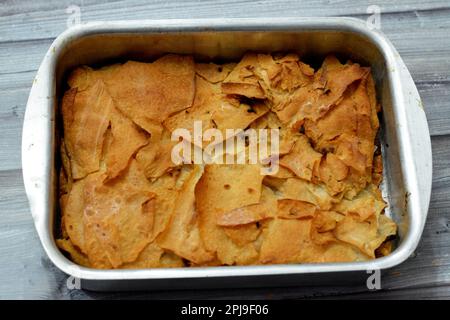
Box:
58, 53, 396, 269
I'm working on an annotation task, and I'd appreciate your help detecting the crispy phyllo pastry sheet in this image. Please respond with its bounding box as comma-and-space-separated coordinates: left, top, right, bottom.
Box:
58, 53, 396, 269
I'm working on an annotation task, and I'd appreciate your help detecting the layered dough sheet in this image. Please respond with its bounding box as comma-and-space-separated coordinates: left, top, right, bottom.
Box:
58, 53, 396, 269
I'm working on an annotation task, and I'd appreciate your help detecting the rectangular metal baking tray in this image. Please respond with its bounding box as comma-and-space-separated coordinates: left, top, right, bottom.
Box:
22, 17, 432, 291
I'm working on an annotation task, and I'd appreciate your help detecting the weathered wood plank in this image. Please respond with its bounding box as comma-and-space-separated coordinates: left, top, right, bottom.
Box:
1, 0, 450, 43
322, 285, 450, 300
63, 284, 450, 300
418, 82, 450, 137
0, 88, 27, 171
0, 0, 119, 17
0, 39, 52, 75
0, 134, 447, 299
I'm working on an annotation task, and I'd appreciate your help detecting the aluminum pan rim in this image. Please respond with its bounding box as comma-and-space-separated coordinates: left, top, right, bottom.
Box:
22, 17, 430, 281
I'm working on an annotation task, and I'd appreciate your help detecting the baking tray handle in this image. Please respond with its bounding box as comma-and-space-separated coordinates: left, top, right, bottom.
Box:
21, 45, 55, 251
395, 50, 433, 226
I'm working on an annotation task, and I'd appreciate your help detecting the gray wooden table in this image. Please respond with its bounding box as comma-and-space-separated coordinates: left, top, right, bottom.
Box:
0, 0, 449, 300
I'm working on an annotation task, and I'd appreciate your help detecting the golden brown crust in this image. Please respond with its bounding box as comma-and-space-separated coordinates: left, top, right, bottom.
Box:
62, 82, 112, 179
103, 55, 195, 124
279, 135, 322, 181
195, 164, 264, 265
103, 108, 149, 180
157, 166, 214, 264
195, 62, 235, 83
58, 53, 396, 269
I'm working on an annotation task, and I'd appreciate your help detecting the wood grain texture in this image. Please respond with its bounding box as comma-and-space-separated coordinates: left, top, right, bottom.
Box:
0, 0, 449, 299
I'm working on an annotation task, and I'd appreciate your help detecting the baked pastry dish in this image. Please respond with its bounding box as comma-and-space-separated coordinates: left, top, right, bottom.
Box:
58, 53, 396, 269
